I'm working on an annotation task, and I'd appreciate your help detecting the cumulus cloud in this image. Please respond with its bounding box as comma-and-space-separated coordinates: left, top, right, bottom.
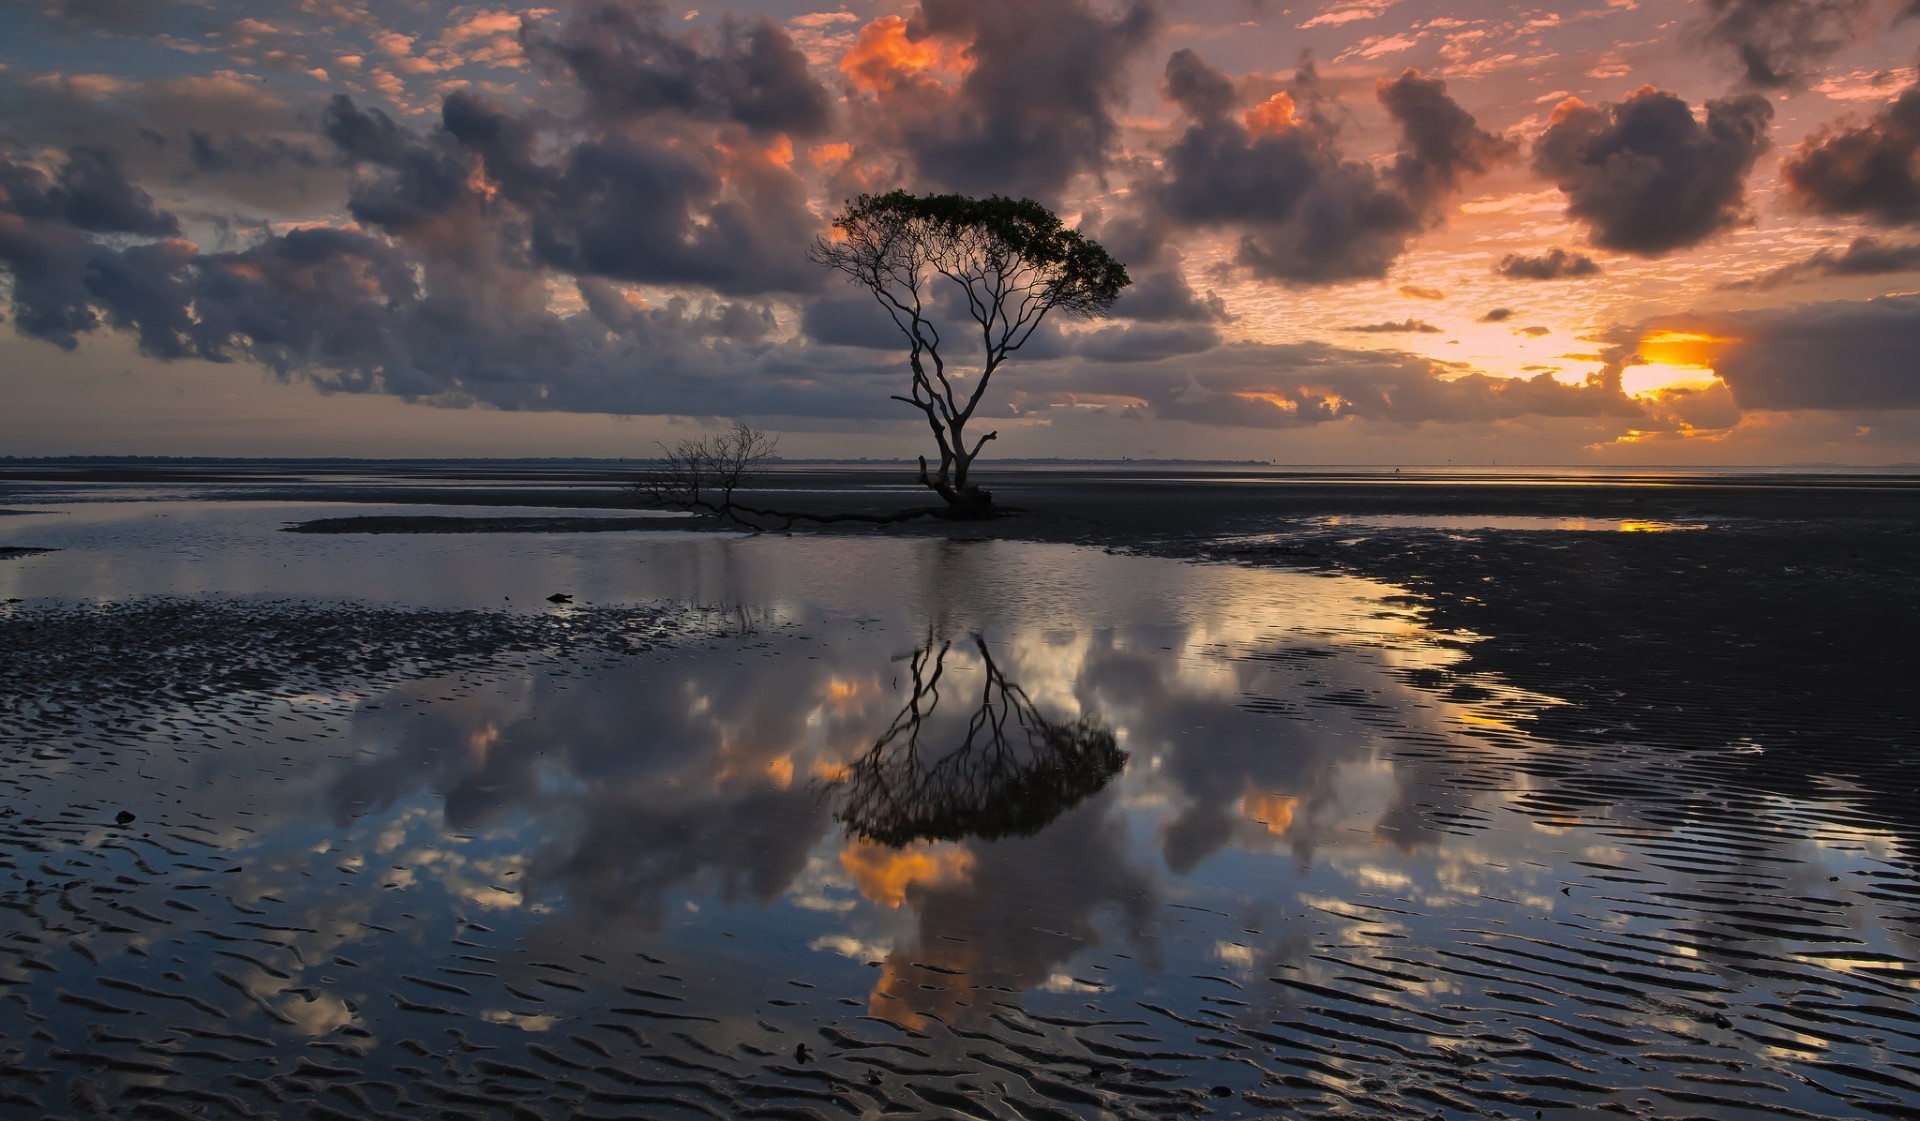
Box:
1495, 246, 1602, 279
0, 67, 341, 215
1149, 54, 1513, 284
0, 145, 177, 236
324, 92, 819, 295
521, 0, 832, 137
0, 113, 879, 421
1697, 295, 1920, 409
1533, 87, 1772, 257
1722, 235, 1920, 288
1691, 0, 1872, 88
1782, 81, 1920, 225
0, 146, 182, 346
837, 0, 1157, 203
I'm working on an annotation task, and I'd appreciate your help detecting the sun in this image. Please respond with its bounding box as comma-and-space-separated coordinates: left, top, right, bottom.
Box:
1619, 329, 1735, 397
1620, 361, 1721, 397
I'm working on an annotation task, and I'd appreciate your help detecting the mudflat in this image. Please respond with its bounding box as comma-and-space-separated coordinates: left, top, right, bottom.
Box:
2, 462, 1917, 1119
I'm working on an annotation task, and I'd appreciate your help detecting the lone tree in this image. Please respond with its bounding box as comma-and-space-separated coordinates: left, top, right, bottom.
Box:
809, 192, 1129, 517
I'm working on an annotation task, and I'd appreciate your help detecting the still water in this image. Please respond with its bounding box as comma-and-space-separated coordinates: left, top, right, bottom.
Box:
2, 494, 1917, 1119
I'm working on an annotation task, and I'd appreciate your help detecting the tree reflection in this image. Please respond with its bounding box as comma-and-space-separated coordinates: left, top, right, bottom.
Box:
831, 634, 1125, 845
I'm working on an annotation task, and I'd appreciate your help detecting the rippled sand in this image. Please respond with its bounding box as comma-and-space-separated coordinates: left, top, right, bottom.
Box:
3, 466, 1918, 1119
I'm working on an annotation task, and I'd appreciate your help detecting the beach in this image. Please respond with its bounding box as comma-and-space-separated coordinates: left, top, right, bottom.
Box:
2, 461, 1917, 1119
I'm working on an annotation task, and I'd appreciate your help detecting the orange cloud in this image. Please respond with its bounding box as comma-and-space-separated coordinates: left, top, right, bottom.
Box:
839, 15, 969, 95
1546, 95, 1590, 124
1242, 90, 1297, 136
1240, 789, 1297, 835
445, 10, 523, 42
839, 838, 973, 909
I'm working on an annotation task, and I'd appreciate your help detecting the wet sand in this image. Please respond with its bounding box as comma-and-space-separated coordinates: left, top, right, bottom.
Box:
3, 463, 1918, 1119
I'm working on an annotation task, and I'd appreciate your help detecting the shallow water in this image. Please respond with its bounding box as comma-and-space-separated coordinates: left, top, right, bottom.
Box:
3, 487, 1919, 1119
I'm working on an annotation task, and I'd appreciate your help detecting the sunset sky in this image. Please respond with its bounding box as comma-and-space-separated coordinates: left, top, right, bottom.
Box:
3, 0, 1919, 463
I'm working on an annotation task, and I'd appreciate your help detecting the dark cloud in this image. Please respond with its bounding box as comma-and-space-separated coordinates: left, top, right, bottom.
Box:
1164, 44, 1237, 120
1700, 295, 1920, 409
1533, 88, 1772, 256
1378, 69, 1518, 202
1076, 209, 1228, 323
0, 145, 177, 235
1343, 319, 1442, 333
187, 131, 322, 176
846, 0, 1158, 204
1730, 236, 1920, 291
1782, 82, 1920, 225
1495, 247, 1603, 280
0, 132, 874, 417
1691, 0, 1872, 88
0, 146, 181, 348
1149, 55, 1512, 284
801, 289, 908, 350
1070, 321, 1221, 362
1479, 307, 1514, 322
1110, 268, 1229, 322
523, 0, 832, 137
324, 93, 820, 296
0, 69, 343, 215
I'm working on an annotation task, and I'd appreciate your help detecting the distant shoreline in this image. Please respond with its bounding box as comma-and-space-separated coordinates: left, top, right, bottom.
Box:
5, 455, 1918, 471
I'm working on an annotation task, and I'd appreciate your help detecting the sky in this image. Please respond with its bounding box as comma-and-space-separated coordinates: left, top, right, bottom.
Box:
2, 0, 1919, 463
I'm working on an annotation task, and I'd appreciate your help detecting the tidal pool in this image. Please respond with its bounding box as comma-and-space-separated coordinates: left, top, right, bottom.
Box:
2, 496, 1917, 1119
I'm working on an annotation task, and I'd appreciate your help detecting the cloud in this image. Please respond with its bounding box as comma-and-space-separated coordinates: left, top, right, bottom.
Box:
0, 67, 341, 215
1495, 246, 1602, 279
1398, 284, 1445, 299
1696, 295, 1920, 409
1003, 340, 1641, 429
1722, 235, 1920, 288
1069, 321, 1222, 362
1342, 318, 1441, 332
1782, 81, 1920, 225
0, 145, 177, 235
1109, 268, 1230, 323
521, 0, 832, 137
1149, 55, 1513, 284
1533, 87, 1772, 256
1479, 306, 1514, 321
1690, 0, 1871, 88
0, 146, 181, 347
840, 0, 1158, 203
324, 92, 820, 296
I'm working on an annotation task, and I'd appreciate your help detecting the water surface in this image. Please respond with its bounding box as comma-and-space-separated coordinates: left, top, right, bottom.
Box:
2, 486, 1917, 1119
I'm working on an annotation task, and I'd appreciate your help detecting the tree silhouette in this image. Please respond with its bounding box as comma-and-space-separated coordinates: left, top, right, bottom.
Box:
830, 635, 1126, 846
810, 192, 1129, 518
631, 421, 778, 527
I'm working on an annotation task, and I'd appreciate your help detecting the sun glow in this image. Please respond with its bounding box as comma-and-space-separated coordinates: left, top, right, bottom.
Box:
1620, 362, 1720, 397
1619, 328, 1735, 397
